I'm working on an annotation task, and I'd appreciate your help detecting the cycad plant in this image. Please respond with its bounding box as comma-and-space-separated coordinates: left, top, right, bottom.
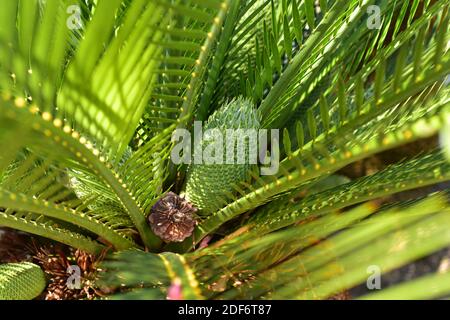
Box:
0, 0, 450, 300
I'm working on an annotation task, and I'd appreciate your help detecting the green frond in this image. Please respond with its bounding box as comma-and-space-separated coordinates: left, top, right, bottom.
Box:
260, 0, 448, 129
360, 271, 450, 300
101, 251, 203, 300
214, 194, 450, 299
136, 0, 232, 142
0, 210, 103, 254
0, 188, 135, 251
251, 150, 450, 234
119, 123, 177, 214
0, 103, 149, 249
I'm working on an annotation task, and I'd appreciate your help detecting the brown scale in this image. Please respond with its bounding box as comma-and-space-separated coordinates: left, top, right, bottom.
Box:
34, 247, 109, 300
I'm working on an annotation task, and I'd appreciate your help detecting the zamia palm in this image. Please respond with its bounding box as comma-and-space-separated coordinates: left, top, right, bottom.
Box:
0, 0, 449, 300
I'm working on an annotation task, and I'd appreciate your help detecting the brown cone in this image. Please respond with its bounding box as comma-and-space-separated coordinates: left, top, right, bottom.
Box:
148, 192, 197, 242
